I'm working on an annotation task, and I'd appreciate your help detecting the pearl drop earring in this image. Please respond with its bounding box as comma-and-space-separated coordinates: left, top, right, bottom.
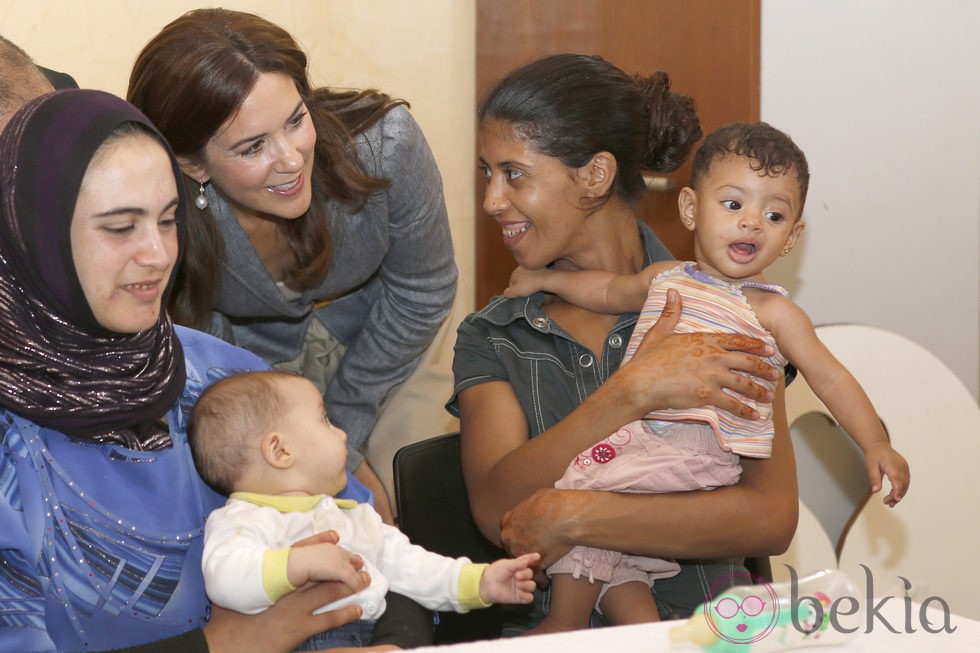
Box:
195, 181, 209, 210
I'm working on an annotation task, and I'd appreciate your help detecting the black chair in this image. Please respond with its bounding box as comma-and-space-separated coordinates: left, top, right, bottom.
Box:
393, 432, 773, 642
746, 551, 773, 583
393, 432, 506, 644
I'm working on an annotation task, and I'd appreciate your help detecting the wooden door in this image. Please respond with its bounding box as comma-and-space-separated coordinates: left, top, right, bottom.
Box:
475, 0, 760, 307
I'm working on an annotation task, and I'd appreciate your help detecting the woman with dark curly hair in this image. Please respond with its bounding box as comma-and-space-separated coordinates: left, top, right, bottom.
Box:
448, 54, 798, 634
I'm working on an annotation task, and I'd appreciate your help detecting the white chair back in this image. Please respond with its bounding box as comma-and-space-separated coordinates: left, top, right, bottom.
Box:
775, 324, 980, 620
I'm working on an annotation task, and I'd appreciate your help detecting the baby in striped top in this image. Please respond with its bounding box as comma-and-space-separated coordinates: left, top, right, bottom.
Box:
504, 121, 909, 633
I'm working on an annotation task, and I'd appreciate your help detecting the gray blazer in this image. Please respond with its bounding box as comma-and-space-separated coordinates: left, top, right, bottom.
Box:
204, 106, 457, 468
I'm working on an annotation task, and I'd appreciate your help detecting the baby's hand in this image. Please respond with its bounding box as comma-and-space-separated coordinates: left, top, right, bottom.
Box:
288, 542, 367, 592
503, 266, 550, 298
479, 552, 540, 605
863, 442, 910, 507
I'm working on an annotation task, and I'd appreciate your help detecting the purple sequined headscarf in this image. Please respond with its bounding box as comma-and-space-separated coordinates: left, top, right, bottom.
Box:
0, 89, 187, 450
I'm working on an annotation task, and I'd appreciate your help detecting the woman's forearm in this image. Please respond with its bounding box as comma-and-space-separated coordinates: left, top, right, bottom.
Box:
464, 344, 780, 543
500, 385, 799, 562
462, 294, 783, 547
460, 374, 650, 543
560, 467, 796, 559
580, 388, 796, 557
460, 301, 706, 536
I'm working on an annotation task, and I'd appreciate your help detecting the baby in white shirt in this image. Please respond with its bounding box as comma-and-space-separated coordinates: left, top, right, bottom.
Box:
188, 370, 537, 623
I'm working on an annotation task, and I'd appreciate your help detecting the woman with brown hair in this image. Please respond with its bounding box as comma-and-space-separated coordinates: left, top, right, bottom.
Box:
128, 8, 457, 523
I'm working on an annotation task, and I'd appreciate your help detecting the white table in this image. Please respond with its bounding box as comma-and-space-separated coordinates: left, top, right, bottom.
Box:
411, 600, 980, 652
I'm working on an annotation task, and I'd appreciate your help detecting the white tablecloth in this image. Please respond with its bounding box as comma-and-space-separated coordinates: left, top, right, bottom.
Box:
410, 600, 980, 652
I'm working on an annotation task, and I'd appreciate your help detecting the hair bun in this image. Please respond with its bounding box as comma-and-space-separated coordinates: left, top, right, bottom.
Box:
635, 70, 702, 173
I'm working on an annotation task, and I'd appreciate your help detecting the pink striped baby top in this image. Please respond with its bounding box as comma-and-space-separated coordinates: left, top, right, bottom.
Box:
625, 262, 789, 458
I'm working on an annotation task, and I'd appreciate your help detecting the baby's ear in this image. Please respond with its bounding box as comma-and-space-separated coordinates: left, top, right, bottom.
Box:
260, 432, 293, 469
779, 219, 807, 258
677, 187, 697, 231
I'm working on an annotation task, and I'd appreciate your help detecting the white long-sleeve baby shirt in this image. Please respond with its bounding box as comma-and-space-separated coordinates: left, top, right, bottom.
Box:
201, 493, 489, 618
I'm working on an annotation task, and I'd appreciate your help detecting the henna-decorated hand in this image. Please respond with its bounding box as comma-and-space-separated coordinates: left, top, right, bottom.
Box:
616, 289, 781, 420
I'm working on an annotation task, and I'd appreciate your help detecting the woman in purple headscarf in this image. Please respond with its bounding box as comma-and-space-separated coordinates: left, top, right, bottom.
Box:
0, 90, 375, 652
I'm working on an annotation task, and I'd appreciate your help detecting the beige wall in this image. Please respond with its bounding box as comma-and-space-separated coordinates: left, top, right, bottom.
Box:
1, 0, 476, 317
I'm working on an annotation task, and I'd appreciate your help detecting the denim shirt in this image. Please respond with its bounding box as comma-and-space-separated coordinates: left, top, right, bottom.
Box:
203, 106, 457, 469
447, 222, 668, 426
447, 222, 746, 619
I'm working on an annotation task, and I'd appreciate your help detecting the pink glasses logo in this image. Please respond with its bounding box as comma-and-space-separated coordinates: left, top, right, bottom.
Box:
714, 594, 767, 621
704, 570, 781, 645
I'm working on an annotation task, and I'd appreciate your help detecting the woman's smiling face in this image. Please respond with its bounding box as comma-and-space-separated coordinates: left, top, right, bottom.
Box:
71, 132, 180, 333
197, 72, 316, 225
478, 118, 594, 271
